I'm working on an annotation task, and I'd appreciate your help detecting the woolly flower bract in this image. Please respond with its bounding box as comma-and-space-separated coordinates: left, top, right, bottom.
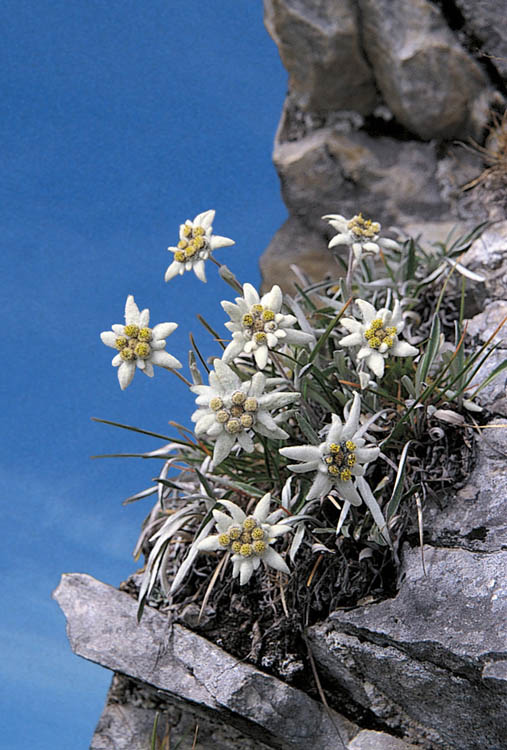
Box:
164, 210, 234, 283
323, 212, 400, 261
197, 493, 290, 585
191, 359, 300, 467
339, 299, 418, 379
100, 295, 182, 390
221, 283, 314, 369
279, 393, 379, 506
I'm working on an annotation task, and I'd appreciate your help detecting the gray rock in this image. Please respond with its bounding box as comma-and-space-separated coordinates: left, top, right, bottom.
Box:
467, 347, 507, 417
263, 0, 377, 115
454, 0, 507, 79
347, 729, 418, 750
425, 417, 507, 553
461, 221, 507, 304
259, 215, 338, 294
309, 544, 507, 750
358, 0, 490, 139
92, 673, 274, 750
53, 573, 358, 750
273, 106, 447, 230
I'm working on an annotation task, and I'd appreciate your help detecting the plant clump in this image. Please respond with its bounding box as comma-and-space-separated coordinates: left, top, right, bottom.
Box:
96, 207, 503, 682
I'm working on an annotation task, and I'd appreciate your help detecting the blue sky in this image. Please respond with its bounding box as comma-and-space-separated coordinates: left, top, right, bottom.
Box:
3, 2, 287, 746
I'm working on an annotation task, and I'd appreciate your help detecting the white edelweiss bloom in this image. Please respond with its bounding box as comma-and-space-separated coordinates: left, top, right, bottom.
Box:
100, 295, 182, 390
221, 283, 314, 369
339, 299, 419, 379
279, 393, 380, 507
197, 493, 291, 585
322, 212, 400, 261
164, 210, 235, 284
191, 358, 300, 467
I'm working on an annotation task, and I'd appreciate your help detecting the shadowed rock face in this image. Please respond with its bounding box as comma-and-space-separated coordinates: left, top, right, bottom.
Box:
261, 0, 505, 293
305, 228, 507, 750
53, 573, 359, 750
54, 5, 506, 748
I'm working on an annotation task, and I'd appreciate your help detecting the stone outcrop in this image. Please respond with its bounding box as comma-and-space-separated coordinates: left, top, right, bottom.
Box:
261, 0, 505, 292
55, 4, 507, 747
304, 220, 507, 750
54, 573, 361, 750
264, 0, 377, 115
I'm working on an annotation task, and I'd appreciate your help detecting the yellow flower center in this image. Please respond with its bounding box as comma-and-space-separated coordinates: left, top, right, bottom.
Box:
324, 440, 357, 480
364, 319, 397, 349
253, 540, 267, 555
134, 342, 151, 359
212, 390, 259, 433
175, 223, 208, 262
240, 543, 253, 557
225, 418, 241, 434
239, 300, 279, 345
347, 213, 380, 239
240, 413, 253, 428
114, 337, 128, 350
244, 398, 258, 412
218, 533, 230, 547
124, 324, 139, 338
138, 327, 152, 342
243, 517, 257, 531
120, 348, 136, 361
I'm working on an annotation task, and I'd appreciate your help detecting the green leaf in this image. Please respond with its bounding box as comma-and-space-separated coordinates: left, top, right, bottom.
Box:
415, 314, 440, 394
295, 412, 319, 444
401, 375, 416, 398
385, 440, 411, 521
469, 356, 507, 398
309, 301, 352, 363
91, 417, 172, 441
404, 238, 417, 281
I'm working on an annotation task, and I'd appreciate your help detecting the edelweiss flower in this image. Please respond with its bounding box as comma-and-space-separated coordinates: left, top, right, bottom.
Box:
197, 493, 290, 585
221, 283, 314, 369
164, 210, 235, 283
339, 299, 418, 378
100, 295, 182, 390
323, 212, 400, 261
191, 359, 300, 467
279, 393, 379, 506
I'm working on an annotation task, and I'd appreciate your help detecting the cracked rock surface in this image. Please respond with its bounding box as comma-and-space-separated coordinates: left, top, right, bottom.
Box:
308, 544, 507, 750
261, 0, 505, 292
306, 214, 507, 749
53, 573, 359, 750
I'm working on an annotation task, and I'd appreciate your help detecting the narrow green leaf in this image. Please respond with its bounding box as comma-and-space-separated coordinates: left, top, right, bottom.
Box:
404, 238, 417, 281
295, 412, 319, 444
415, 314, 440, 393
385, 441, 411, 521
91, 417, 172, 441
196, 315, 225, 350
469, 357, 507, 398
309, 300, 352, 364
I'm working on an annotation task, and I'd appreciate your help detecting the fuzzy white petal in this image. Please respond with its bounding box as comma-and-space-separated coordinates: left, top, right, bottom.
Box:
262, 547, 289, 574
117, 361, 136, 390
